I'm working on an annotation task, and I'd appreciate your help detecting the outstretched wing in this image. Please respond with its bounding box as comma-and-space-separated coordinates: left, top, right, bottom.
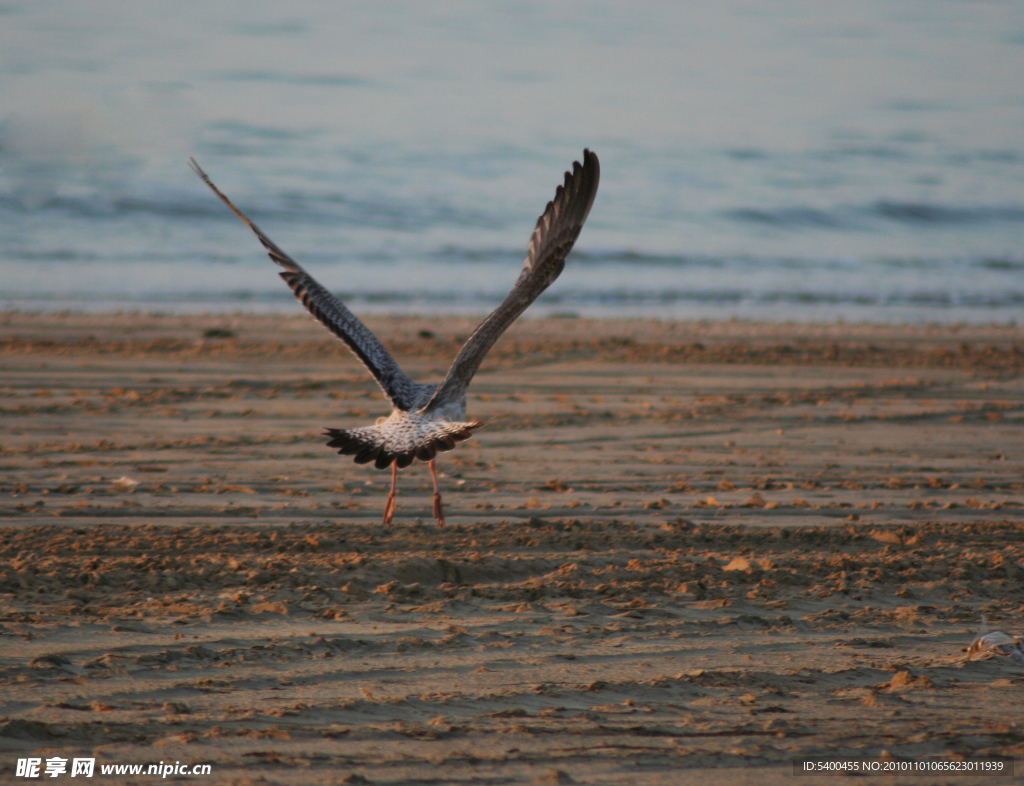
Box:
189, 158, 423, 411
423, 149, 599, 414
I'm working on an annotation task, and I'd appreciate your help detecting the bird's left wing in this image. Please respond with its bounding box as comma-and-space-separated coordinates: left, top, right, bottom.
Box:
189, 158, 422, 411
422, 149, 599, 415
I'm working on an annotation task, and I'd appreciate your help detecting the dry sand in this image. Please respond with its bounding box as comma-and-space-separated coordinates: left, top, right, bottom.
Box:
1, 311, 1023, 784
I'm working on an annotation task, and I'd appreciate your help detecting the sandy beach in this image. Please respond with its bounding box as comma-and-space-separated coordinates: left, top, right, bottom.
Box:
2, 311, 1023, 784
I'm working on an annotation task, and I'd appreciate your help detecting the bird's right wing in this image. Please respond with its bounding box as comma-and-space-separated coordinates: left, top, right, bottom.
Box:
423, 149, 599, 414
190, 158, 422, 411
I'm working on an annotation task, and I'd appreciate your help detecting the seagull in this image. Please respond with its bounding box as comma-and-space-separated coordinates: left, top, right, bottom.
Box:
190, 149, 599, 527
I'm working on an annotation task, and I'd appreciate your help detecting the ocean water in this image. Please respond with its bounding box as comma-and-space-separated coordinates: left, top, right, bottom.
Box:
1, 1, 1023, 323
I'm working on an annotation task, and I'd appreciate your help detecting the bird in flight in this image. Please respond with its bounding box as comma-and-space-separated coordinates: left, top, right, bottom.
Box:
190, 149, 599, 527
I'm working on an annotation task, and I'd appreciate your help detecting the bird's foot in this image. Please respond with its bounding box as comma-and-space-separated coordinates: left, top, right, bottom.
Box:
433, 493, 445, 529
382, 491, 396, 528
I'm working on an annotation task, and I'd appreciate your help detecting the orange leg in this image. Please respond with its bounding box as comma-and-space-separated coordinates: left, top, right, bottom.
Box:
382, 462, 397, 527
429, 459, 445, 528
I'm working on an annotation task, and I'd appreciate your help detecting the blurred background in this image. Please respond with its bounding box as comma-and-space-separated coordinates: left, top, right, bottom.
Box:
1, 0, 1023, 323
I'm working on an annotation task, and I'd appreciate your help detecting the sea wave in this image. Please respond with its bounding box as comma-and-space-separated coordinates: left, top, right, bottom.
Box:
212, 71, 373, 88
8, 286, 1024, 310
725, 201, 1024, 230
0, 191, 501, 231
9, 187, 1021, 239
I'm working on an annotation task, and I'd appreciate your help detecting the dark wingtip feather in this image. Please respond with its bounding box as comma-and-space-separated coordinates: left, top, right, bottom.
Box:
324, 428, 361, 455
396, 452, 415, 469
355, 445, 382, 464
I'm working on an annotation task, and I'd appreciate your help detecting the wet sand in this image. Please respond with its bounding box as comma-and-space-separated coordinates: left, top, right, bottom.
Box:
2, 312, 1023, 784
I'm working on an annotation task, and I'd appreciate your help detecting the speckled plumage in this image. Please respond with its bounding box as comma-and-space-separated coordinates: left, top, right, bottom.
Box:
325, 413, 483, 470
190, 150, 599, 471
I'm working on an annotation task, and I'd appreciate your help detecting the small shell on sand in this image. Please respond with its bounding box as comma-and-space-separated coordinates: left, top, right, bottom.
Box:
967, 631, 1024, 665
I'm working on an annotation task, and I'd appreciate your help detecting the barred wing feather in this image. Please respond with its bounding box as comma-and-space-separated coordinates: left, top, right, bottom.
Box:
424, 149, 599, 414
189, 158, 423, 411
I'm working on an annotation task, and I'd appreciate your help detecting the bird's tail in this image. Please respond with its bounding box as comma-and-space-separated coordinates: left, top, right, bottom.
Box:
325, 415, 484, 470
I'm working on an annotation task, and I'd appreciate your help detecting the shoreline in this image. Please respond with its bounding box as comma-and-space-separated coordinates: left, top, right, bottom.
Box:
4, 305, 1024, 329
4, 310, 1024, 541
3, 313, 1024, 390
